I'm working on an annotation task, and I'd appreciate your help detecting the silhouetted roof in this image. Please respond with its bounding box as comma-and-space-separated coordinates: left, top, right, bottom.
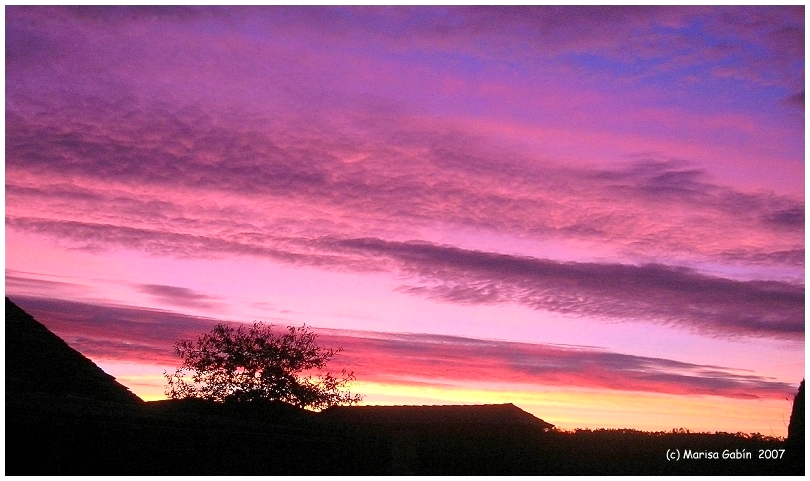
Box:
319, 403, 554, 430
6, 297, 142, 405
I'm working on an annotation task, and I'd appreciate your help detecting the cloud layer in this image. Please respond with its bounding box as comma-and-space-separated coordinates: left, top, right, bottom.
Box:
11, 295, 795, 400
7, 91, 802, 271
331, 238, 805, 340
5, 212, 802, 340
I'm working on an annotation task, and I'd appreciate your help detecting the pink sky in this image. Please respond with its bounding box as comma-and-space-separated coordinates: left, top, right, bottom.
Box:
5, 6, 804, 435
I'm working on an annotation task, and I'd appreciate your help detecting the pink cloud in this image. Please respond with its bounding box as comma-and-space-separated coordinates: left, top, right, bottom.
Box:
6, 215, 803, 340
6, 88, 804, 339
11, 295, 795, 400
6, 94, 802, 270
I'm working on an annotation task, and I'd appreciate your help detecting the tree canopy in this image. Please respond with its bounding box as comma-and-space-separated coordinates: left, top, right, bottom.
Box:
165, 322, 362, 410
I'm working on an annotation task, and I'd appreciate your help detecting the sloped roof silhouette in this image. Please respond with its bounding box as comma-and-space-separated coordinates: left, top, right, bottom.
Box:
6, 297, 142, 405
319, 403, 554, 430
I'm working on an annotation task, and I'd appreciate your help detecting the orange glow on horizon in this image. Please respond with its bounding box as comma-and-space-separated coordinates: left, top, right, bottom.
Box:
110, 364, 793, 438
352, 381, 793, 437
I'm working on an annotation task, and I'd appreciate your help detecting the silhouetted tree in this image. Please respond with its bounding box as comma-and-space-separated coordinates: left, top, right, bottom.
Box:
165, 322, 362, 410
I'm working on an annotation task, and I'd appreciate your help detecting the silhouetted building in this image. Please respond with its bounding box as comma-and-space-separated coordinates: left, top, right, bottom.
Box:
320, 403, 554, 474
320, 403, 554, 430
5, 297, 142, 404
786, 380, 805, 475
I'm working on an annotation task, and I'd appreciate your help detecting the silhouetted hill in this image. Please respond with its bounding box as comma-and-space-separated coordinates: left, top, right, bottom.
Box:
5, 297, 142, 404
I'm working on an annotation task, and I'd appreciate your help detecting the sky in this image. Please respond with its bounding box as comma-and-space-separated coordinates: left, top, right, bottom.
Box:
4, 6, 805, 435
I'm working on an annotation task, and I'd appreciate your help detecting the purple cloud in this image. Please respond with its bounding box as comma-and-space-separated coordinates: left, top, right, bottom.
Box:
324, 238, 804, 340
5, 272, 92, 299
136, 284, 222, 310
7, 231, 803, 341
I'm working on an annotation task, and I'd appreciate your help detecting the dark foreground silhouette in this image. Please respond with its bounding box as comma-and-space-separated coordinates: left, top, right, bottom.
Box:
5, 297, 803, 475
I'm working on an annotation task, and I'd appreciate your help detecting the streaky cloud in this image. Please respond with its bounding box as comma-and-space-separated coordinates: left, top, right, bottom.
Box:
136, 284, 223, 310
7, 218, 803, 340
324, 237, 804, 340
10, 296, 796, 400
6, 93, 803, 270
